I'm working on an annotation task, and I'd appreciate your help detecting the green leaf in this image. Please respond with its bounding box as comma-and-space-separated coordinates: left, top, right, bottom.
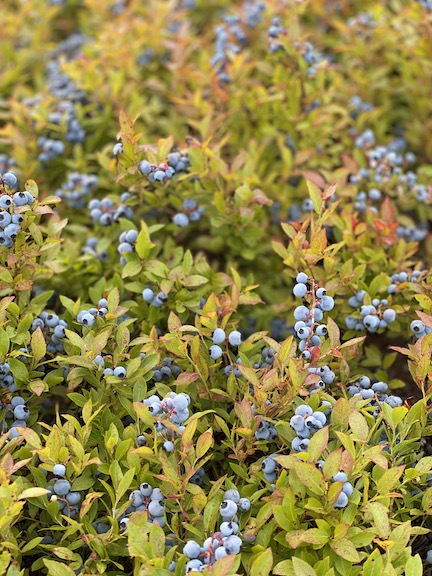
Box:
250, 548, 273, 576
306, 180, 323, 215
307, 425, 329, 462
116, 467, 135, 502
31, 327, 46, 363
8, 358, 29, 382
330, 537, 360, 562
348, 410, 369, 441
43, 560, 75, 576
292, 557, 317, 576
0, 328, 10, 360
196, 429, 213, 459
149, 523, 166, 558
376, 465, 405, 495
362, 549, 384, 576
292, 461, 326, 496
405, 554, 423, 576
18, 487, 50, 499
366, 502, 390, 538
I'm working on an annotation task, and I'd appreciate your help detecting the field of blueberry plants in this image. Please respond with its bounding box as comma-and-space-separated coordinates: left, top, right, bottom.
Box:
1, 0, 432, 575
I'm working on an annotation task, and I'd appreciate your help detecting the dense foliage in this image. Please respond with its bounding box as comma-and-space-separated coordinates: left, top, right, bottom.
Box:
1, 0, 432, 575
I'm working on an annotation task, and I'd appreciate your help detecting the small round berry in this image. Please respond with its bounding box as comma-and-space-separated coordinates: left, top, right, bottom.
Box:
53, 464, 66, 477
209, 345, 223, 360
212, 328, 226, 344
228, 331, 242, 346
293, 283, 307, 298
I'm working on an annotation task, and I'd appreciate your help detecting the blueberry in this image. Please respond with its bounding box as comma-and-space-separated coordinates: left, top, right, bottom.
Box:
209, 345, 223, 360
113, 143, 123, 156
296, 272, 308, 284
219, 499, 238, 518
382, 309, 396, 323
183, 540, 201, 559
81, 313, 95, 327
410, 320, 425, 334
223, 535, 242, 555
53, 479, 71, 496
238, 497, 251, 511
138, 160, 152, 175
142, 288, 154, 302
332, 471, 348, 483
224, 489, 240, 503
173, 213, 189, 227
113, 366, 126, 378
212, 328, 226, 344
139, 483, 153, 497
66, 492, 81, 505
2, 172, 17, 188
53, 464, 66, 477
13, 192, 29, 206
293, 283, 307, 297
0, 195, 12, 209
13, 405, 30, 420
228, 331, 242, 346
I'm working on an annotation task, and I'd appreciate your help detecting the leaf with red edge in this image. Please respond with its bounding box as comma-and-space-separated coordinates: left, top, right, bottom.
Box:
416, 311, 432, 330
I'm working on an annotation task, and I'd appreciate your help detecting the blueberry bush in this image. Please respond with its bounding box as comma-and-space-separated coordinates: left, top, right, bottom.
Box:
1, 0, 432, 575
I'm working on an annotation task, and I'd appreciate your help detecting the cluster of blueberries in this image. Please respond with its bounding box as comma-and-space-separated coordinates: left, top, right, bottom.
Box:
149, 358, 182, 382
3, 393, 30, 439
82, 237, 109, 262
0, 181, 35, 249
254, 411, 278, 442
261, 453, 280, 483
292, 273, 335, 356
410, 320, 432, 341
31, 311, 68, 354
345, 292, 397, 333
34, 34, 87, 162
77, 297, 109, 327
353, 188, 381, 213
348, 96, 374, 119
290, 404, 328, 454
307, 366, 336, 394
120, 482, 166, 530
88, 193, 133, 226
211, 14, 248, 84
93, 355, 127, 379
117, 229, 139, 266
387, 270, 424, 294
208, 328, 242, 361
0, 155, 18, 186
142, 287, 169, 308
142, 392, 190, 452
172, 199, 204, 227
167, 151, 190, 173
183, 489, 251, 573
253, 346, 276, 369
346, 11, 375, 33
138, 160, 176, 182
46, 464, 82, 518
316, 464, 354, 509
56, 172, 99, 209
46, 99, 85, 145
346, 375, 403, 412
267, 17, 285, 53
349, 130, 429, 240
37, 136, 65, 164
296, 40, 326, 76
